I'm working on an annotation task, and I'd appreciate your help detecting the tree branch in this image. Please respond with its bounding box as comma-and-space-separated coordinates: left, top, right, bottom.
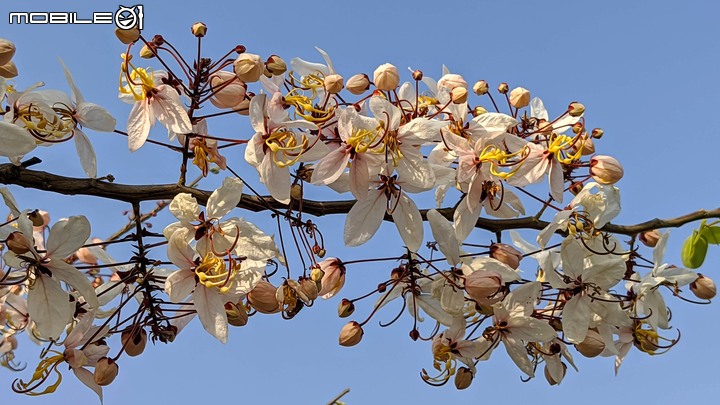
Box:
1, 164, 718, 236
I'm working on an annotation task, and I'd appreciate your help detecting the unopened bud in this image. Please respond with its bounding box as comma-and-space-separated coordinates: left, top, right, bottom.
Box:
346, 73, 371, 95
575, 329, 605, 357
0, 60, 18, 78
191, 22, 207, 37
544, 362, 567, 386
690, 274, 716, 300
299, 277, 319, 302
639, 229, 662, 248
569, 182, 584, 195
454, 367, 474, 390
437, 74, 468, 92
6, 232, 32, 254
121, 328, 147, 357
579, 136, 595, 155
209, 71, 247, 109
265, 55, 287, 76
464, 270, 503, 305
412, 70, 423, 81
115, 27, 141, 44
235, 98, 250, 116
509, 87, 531, 108
310, 266, 324, 282
290, 183, 303, 200
94, 357, 119, 386
490, 243, 523, 270
450, 87, 468, 104
312, 245, 326, 258
472, 106, 488, 116
339, 321, 363, 347
0, 39, 16, 66
139, 44, 156, 59
247, 281, 281, 314
324, 74, 344, 94
92, 277, 103, 288
568, 101, 585, 117
318, 258, 346, 299
338, 298, 355, 318
234, 53, 263, 83
590, 155, 623, 185
225, 302, 249, 326
497, 82, 509, 94
373, 63, 399, 91
473, 80, 489, 96
591, 128, 604, 139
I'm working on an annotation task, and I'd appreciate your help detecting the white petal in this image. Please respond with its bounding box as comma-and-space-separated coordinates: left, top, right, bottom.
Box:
0, 121, 36, 158
165, 269, 197, 302
561, 295, 590, 344
46, 216, 91, 259
454, 196, 481, 243
152, 85, 192, 134
503, 336, 535, 377
311, 147, 350, 186
76, 103, 116, 132
28, 275, 73, 340
259, 155, 290, 204
48, 258, 99, 309
127, 101, 152, 152
193, 287, 228, 343
73, 129, 97, 178
392, 194, 423, 252
207, 177, 244, 219
428, 209, 460, 266
344, 189, 386, 247
73, 368, 103, 402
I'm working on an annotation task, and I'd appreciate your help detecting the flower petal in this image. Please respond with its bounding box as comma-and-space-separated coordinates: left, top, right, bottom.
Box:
28, 275, 73, 340
344, 189, 386, 247
73, 129, 97, 178
193, 287, 228, 343
46, 216, 91, 259
207, 177, 244, 219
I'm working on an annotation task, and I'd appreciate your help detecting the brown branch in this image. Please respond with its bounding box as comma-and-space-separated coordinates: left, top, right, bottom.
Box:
1, 163, 718, 236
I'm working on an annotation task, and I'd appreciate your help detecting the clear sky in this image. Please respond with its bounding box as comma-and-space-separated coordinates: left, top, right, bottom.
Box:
2, 0, 720, 404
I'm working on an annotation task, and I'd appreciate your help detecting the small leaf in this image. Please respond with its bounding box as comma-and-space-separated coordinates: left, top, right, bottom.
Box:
681, 230, 708, 269
700, 226, 720, 245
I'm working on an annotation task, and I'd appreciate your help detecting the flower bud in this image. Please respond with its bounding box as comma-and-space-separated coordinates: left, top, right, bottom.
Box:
234, 98, 251, 116
94, 357, 119, 386
310, 266, 324, 282
579, 136, 595, 155
464, 270, 503, 305
312, 244, 326, 258
590, 155, 623, 184
299, 277, 319, 302
92, 276, 103, 288
234, 53, 263, 83
0, 60, 18, 78
536, 119, 553, 134
472, 106, 488, 116
76, 238, 104, 265
29, 210, 51, 229
225, 302, 249, 327
575, 329, 605, 357
497, 82, 509, 94
544, 362, 567, 386
450, 87, 468, 104
509, 87, 531, 108
63, 348, 88, 369
346, 73, 371, 95
209, 71, 247, 109
318, 258, 346, 299
247, 281, 281, 313
437, 74, 467, 92
412, 70, 423, 81
568, 101, 585, 117
473, 80, 489, 96
191, 22, 207, 37
139, 44, 156, 59
591, 128, 604, 139
454, 367, 474, 390
324, 74, 344, 94
265, 55, 287, 76
114, 26, 140, 44
0, 39, 16, 66
6, 232, 32, 255
373, 63, 399, 91
690, 274, 716, 300
569, 182, 584, 195
121, 328, 147, 357
489, 243, 523, 270
338, 321, 363, 347
639, 229, 662, 248
338, 298, 355, 318
290, 183, 303, 200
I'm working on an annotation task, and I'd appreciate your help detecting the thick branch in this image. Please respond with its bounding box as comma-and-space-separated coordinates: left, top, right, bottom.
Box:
1, 164, 718, 236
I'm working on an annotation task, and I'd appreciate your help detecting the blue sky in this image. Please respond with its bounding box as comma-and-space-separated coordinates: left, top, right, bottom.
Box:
2, 0, 720, 404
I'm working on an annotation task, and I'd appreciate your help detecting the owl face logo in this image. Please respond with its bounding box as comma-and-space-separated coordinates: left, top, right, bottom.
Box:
114, 5, 144, 30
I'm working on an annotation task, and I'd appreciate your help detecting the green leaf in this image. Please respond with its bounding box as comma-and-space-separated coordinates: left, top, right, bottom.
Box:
700, 226, 720, 245
681, 230, 708, 269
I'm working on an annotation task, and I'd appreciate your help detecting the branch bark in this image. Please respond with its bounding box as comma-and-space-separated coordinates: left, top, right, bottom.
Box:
1, 163, 718, 236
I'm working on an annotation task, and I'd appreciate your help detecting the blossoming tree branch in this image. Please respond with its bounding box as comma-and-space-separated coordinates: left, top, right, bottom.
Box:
0, 24, 718, 400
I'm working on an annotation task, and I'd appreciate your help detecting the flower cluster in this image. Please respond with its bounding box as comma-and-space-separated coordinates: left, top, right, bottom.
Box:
0, 25, 717, 403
